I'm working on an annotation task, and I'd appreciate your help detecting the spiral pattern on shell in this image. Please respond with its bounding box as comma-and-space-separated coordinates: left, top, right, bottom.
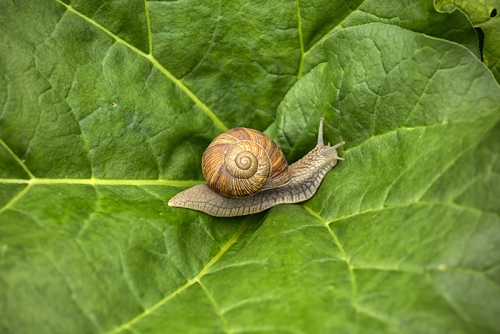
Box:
202, 127, 291, 198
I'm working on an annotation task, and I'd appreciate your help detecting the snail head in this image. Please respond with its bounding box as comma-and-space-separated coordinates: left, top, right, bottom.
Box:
316, 117, 345, 160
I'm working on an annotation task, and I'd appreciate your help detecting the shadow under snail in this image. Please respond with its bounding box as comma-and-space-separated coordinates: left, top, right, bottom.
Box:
168, 118, 345, 217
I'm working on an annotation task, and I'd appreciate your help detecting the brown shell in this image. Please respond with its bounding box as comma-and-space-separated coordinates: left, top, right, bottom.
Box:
202, 127, 291, 198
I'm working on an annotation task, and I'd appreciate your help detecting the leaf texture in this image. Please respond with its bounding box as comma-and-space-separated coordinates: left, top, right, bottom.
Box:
0, 1, 499, 333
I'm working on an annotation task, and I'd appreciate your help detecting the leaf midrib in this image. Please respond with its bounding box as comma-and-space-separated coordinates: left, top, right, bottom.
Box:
0, 178, 204, 187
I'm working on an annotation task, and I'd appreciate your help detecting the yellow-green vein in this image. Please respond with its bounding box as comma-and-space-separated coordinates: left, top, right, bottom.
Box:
0, 138, 34, 178
295, 0, 305, 79
143, 0, 153, 55
198, 279, 231, 334
53, 0, 228, 132
0, 178, 204, 187
0, 184, 32, 215
105, 217, 252, 334
303, 205, 359, 311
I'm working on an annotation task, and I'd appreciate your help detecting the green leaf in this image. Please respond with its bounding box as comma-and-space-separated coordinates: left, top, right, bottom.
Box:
435, 0, 499, 24
481, 17, 500, 82
1, 1, 500, 334
435, 0, 500, 83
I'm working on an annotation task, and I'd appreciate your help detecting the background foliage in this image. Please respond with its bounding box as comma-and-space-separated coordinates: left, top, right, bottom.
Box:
1, 0, 500, 333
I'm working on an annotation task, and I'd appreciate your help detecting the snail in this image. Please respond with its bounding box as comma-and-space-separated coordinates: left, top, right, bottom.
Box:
168, 118, 344, 217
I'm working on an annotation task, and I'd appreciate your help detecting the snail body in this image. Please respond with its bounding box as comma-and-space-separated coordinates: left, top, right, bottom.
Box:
168, 118, 344, 217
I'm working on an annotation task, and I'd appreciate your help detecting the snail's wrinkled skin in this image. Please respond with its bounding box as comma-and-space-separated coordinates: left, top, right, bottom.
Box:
168, 118, 344, 217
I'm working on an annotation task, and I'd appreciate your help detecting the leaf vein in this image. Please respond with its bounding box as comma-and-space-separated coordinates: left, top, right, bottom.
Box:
105, 218, 252, 334
426, 272, 472, 326
416, 124, 498, 202
197, 279, 231, 334
179, 0, 222, 81
0, 184, 32, 215
451, 169, 498, 203
99, 229, 145, 310
0, 137, 34, 179
143, 0, 153, 55
32, 58, 96, 176
356, 306, 400, 329
45, 254, 104, 333
52, 0, 228, 132
302, 205, 359, 313
0, 178, 204, 187
295, 0, 305, 79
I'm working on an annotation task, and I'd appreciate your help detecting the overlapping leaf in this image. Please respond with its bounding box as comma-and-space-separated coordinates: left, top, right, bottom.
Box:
436, 0, 500, 82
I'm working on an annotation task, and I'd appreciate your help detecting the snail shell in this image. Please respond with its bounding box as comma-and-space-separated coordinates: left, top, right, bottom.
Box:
202, 127, 291, 198
168, 118, 344, 217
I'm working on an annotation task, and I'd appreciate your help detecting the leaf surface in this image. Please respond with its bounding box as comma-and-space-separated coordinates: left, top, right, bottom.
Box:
1, 1, 499, 333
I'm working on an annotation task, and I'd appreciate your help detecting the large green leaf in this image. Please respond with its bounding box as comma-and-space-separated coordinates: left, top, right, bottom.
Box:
1, 1, 499, 333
